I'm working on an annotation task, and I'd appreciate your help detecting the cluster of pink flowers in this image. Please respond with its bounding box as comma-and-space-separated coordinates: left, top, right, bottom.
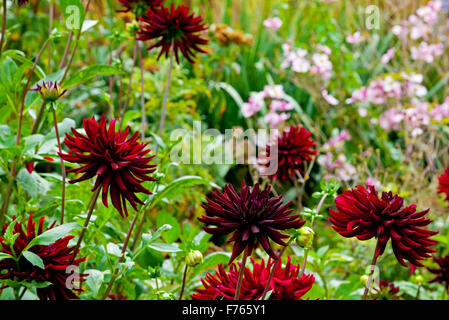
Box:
241, 85, 293, 128
346, 31, 365, 44
378, 98, 449, 136
281, 43, 333, 80
263, 17, 282, 31
346, 73, 428, 116
392, 1, 444, 63
317, 130, 357, 182
411, 42, 444, 62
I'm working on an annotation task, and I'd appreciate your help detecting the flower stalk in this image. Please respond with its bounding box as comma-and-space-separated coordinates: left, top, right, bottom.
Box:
0, 0, 6, 56
362, 242, 380, 300
234, 247, 250, 300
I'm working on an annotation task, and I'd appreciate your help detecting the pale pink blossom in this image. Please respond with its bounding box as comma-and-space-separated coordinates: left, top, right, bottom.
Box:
321, 90, 339, 105
262, 85, 285, 99
263, 17, 282, 31
380, 48, 395, 64
269, 100, 293, 112
264, 112, 290, 128
346, 31, 365, 44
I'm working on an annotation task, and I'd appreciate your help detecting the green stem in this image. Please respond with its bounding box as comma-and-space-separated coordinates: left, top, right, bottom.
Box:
52, 107, 67, 224
362, 242, 380, 300
155, 46, 174, 155
101, 213, 138, 299
0, 0, 6, 56
234, 247, 250, 300
119, 40, 138, 127
138, 41, 145, 141
179, 264, 188, 300
70, 187, 101, 264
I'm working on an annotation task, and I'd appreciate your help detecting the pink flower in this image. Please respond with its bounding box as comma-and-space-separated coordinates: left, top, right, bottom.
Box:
264, 112, 290, 128
270, 100, 293, 112
291, 57, 310, 73
321, 90, 339, 105
411, 42, 443, 63
380, 48, 395, 64
241, 93, 264, 118
316, 44, 331, 55
263, 17, 282, 31
263, 85, 285, 99
346, 31, 365, 44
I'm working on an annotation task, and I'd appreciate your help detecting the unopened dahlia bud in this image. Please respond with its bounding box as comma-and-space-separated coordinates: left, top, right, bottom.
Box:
296, 226, 314, 248
412, 275, 424, 285
32, 81, 66, 103
360, 275, 369, 286
126, 21, 140, 35
186, 250, 203, 267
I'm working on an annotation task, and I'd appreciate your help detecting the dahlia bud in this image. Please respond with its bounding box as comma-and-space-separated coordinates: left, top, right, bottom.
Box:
412, 275, 424, 285
126, 21, 140, 35
186, 250, 203, 267
296, 226, 314, 248
32, 81, 66, 103
360, 275, 369, 286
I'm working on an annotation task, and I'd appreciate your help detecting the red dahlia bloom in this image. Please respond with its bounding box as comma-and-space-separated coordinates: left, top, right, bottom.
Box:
0, 214, 86, 300
192, 256, 315, 300
59, 115, 157, 217
437, 167, 449, 204
117, 0, 164, 18
137, 3, 209, 64
15, 0, 29, 5
263, 125, 317, 182
329, 185, 438, 268
428, 255, 449, 290
198, 183, 304, 263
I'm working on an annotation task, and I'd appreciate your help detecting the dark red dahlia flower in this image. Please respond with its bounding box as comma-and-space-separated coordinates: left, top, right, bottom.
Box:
263, 125, 317, 182
372, 279, 400, 300
117, 0, 164, 18
59, 115, 157, 217
428, 255, 449, 290
437, 167, 449, 204
192, 256, 315, 300
137, 3, 209, 64
198, 183, 304, 263
329, 185, 438, 268
0, 214, 86, 300
14, 0, 29, 6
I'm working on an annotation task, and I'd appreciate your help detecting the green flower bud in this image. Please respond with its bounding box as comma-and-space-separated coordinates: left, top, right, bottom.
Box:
296, 226, 314, 248
360, 275, 369, 286
126, 21, 140, 35
413, 275, 424, 285
186, 250, 203, 267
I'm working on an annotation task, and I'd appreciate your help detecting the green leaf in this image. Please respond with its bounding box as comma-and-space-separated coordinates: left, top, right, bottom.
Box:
156, 211, 180, 244
59, 0, 86, 30
85, 269, 104, 297
149, 176, 211, 209
194, 252, 231, 273
0, 252, 13, 262
62, 65, 123, 89
316, 245, 329, 258
22, 251, 45, 269
147, 242, 182, 253
17, 168, 52, 198
27, 222, 82, 248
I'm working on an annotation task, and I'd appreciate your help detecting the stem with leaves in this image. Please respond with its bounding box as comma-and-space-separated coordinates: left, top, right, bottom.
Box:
138, 41, 145, 140
51, 106, 67, 224
70, 187, 101, 264
101, 213, 138, 299
1, 38, 50, 227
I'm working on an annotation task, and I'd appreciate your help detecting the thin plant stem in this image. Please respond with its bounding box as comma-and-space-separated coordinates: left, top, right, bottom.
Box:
179, 264, 188, 300
58, 31, 73, 70
52, 108, 67, 224
138, 41, 145, 141
155, 47, 174, 155
70, 187, 101, 264
234, 247, 250, 300
131, 182, 159, 251
101, 213, 138, 299
362, 243, 380, 300
31, 102, 46, 134
260, 237, 294, 300
119, 41, 138, 128
299, 249, 309, 277
0, 0, 6, 56
0, 39, 49, 226
48, 0, 53, 74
